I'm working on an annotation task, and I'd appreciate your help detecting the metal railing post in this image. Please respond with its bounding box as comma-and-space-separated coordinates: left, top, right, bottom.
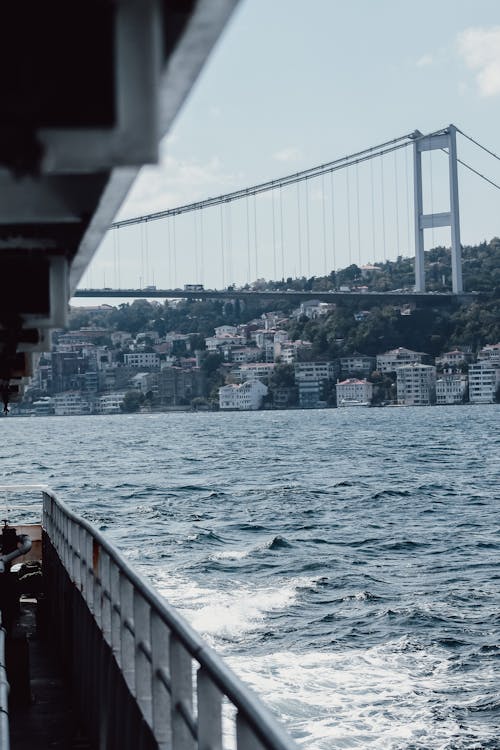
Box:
170, 635, 196, 750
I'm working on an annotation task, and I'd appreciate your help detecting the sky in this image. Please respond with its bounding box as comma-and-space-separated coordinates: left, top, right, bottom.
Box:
77, 0, 500, 296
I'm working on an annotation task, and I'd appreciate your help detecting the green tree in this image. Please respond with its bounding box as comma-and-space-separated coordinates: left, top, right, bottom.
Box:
120, 390, 144, 413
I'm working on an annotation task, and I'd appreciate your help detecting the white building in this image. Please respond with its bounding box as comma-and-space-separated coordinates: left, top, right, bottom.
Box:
435, 349, 469, 368
468, 361, 500, 404
32, 396, 54, 416
377, 347, 426, 373
336, 378, 373, 406
293, 300, 334, 320
205, 335, 245, 352
435, 372, 468, 405
219, 380, 268, 410
123, 352, 160, 368
96, 392, 126, 414
53, 392, 92, 416
396, 364, 436, 406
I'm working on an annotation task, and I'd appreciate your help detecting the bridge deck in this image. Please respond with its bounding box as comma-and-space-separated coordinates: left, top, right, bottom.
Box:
73, 288, 478, 306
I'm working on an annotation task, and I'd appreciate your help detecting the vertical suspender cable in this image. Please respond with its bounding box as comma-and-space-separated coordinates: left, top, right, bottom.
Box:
330, 170, 337, 272
172, 215, 178, 288
140, 222, 145, 287
346, 167, 352, 265
296, 182, 302, 277
253, 194, 258, 280
321, 173, 327, 276
355, 163, 361, 265
279, 185, 285, 280
194, 210, 199, 284
113, 227, 119, 288
167, 219, 172, 287
370, 158, 376, 261
304, 178, 311, 277
246, 197, 251, 283
394, 150, 400, 258
219, 203, 226, 288
144, 220, 150, 286
271, 189, 277, 281
380, 155, 387, 261
226, 202, 233, 285
199, 209, 205, 286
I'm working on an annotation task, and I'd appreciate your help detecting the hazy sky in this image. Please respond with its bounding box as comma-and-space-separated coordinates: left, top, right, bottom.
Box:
79, 0, 500, 293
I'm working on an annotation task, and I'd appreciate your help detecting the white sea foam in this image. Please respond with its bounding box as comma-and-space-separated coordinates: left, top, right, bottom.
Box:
208, 548, 251, 561
224, 644, 470, 749
151, 570, 309, 643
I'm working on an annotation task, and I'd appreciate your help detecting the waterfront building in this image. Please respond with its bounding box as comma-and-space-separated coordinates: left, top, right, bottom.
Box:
336, 378, 373, 406
53, 391, 92, 416
123, 352, 160, 368
396, 363, 436, 406
219, 380, 268, 410
435, 372, 468, 404
297, 379, 323, 408
295, 361, 336, 408
96, 393, 126, 414
32, 396, 55, 416
377, 347, 426, 373
468, 361, 500, 403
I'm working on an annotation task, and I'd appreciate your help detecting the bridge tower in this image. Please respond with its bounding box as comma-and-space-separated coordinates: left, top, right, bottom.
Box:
413, 124, 462, 293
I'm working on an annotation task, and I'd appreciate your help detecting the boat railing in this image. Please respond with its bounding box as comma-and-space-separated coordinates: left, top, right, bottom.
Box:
41, 487, 297, 750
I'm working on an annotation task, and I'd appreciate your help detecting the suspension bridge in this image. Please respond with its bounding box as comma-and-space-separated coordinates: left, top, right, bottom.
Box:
74, 124, 500, 304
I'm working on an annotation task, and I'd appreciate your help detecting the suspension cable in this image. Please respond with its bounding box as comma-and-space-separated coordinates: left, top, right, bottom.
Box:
111, 133, 423, 229
455, 127, 500, 162
440, 149, 500, 191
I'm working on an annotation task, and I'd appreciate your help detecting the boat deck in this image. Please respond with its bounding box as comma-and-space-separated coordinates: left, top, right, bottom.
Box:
9, 599, 93, 750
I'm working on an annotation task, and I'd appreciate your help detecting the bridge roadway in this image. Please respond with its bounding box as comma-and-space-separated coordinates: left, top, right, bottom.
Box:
73, 288, 478, 306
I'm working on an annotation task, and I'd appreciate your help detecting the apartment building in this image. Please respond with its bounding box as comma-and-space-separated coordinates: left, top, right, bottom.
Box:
396, 363, 436, 406
377, 347, 426, 373
468, 361, 500, 403
435, 372, 468, 405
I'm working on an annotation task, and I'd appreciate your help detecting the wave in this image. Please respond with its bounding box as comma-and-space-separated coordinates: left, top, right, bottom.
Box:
149, 571, 312, 643
224, 639, 488, 750
268, 535, 292, 550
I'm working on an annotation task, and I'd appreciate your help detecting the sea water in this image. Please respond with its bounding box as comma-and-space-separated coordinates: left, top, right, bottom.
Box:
1, 405, 498, 749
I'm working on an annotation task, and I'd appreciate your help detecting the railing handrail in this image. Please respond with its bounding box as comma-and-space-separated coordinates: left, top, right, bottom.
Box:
39, 486, 297, 750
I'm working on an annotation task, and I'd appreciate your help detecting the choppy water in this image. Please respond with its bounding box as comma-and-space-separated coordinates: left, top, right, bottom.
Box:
1, 405, 499, 749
